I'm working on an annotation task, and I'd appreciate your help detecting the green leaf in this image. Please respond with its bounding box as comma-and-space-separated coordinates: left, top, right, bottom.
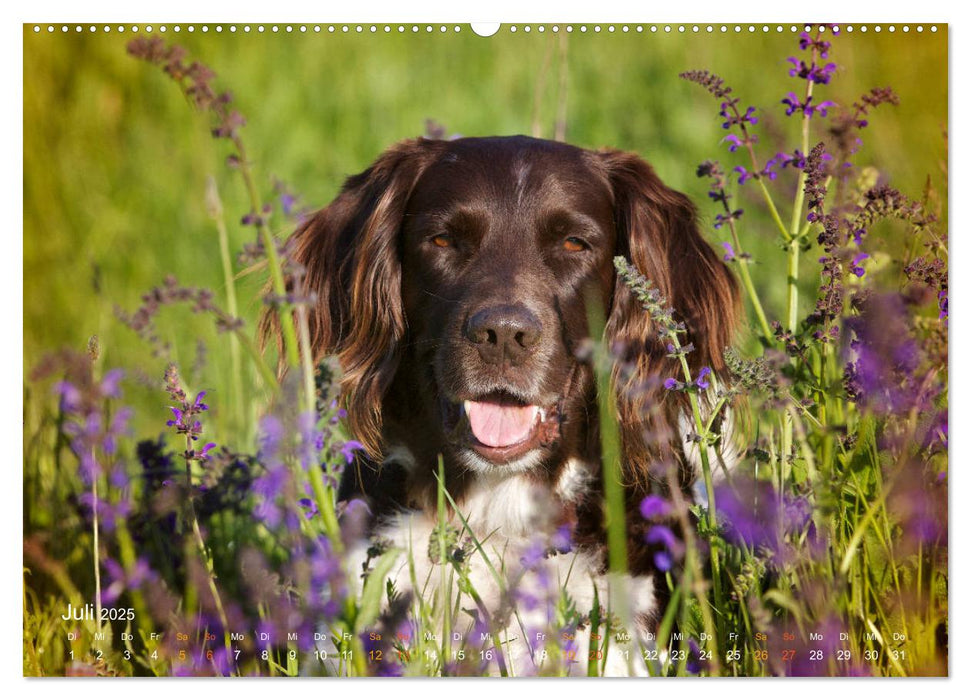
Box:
355, 548, 402, 633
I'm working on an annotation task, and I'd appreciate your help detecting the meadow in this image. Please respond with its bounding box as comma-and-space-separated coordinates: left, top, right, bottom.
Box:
23, 23, 947, 676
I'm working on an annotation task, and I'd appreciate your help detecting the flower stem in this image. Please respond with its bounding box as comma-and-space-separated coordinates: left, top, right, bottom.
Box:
231, 327, 280, 393
755, 177, 792, 242
182, 440, 233, 665
671, 338, 725, 654
230, 139, 318, 424
90, 451, 103, 639
721, 201, 772, 342
780, 40, 819, 494
436, 458, 452, 675
734, 113, 789, 242
587, 299, 629, 577
206, 176, 245, 431
786, 42, 818, 334
295, 302, 318, 418
664, 468, 721, 673
232, 137, 302, 373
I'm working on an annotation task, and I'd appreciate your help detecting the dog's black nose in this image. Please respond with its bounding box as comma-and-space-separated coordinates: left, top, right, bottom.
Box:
465, 304, 542, 366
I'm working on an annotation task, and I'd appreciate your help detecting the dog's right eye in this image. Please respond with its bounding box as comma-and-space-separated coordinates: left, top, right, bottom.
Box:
430, 234, 453, 248
562, 236, 588, 252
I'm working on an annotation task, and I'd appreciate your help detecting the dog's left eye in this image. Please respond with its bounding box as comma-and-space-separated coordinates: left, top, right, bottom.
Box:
562, 236, 588, 252
431, 234, 453, 248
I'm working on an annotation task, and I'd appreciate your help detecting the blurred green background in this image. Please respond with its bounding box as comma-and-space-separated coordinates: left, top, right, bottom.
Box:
23, 25, 947, 434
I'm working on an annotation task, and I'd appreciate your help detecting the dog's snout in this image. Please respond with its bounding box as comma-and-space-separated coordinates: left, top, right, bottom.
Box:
465, 304, 542, 366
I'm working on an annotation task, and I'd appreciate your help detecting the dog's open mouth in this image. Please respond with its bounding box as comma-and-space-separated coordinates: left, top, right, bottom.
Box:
442, 390, 561, 463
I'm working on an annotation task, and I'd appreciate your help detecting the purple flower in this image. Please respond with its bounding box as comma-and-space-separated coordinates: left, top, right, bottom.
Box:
54, 380, 82, 412
788, 57, 837, 85
799, 31, 832, 58
646, 524, 678, 550
338, 440, 364, 465
100, 369, 124, 398
252, 461, 289, 528
780, 150, 807, 169
758, 154, 782, 181
519, 538, 547, 570
163, 365, 211, 447
782, 92, 802, 116
722, 242, 736, 262
663, 378, 682, 391
714, 209, 743, 230
280, 192, 297, 216
718, 100, 758, 130
843, 293, 924, 414
166, 407, 183, 427
783, 93, 834, 118
645, 525, 685, 572
850, 252, 869, 277
258, 414, 285, 460
551, 523, 573, 553
78, 492, 132, 532
653, 550, 673, 572
197, 442, 217, 460
308, 537, 341, 586
686, 638, 709, 674
695, 366, 712, 390
812, 100, 836, 117
715, 478, 818, 565
193, 391, 209, 411
723, 134, 743, 152
102, 557, 154, 606
297, 411, 323, 470
733, 165, 752, 184
888, 469, 947, 553
639, 495, 671, 520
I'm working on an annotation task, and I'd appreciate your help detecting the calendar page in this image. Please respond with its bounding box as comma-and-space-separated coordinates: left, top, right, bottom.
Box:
22, 17, 948, 679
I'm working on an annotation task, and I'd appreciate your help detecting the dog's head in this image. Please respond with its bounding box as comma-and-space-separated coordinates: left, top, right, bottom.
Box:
278, 136, 738, 501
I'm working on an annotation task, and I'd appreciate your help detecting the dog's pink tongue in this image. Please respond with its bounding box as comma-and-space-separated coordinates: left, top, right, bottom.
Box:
465, 401, 538, 448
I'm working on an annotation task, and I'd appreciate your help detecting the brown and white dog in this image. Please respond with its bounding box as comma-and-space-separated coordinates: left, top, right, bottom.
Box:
281, 135, 739, 674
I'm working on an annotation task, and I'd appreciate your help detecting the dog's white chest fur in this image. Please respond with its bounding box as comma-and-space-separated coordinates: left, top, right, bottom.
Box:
346, 461, 656, 676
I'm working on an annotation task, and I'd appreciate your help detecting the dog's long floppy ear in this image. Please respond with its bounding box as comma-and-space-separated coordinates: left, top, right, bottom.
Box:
263, 138, 442, 458
598, 149, 740, 484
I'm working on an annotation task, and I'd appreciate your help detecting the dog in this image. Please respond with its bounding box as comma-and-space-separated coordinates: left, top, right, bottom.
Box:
282, 135, 739, 675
